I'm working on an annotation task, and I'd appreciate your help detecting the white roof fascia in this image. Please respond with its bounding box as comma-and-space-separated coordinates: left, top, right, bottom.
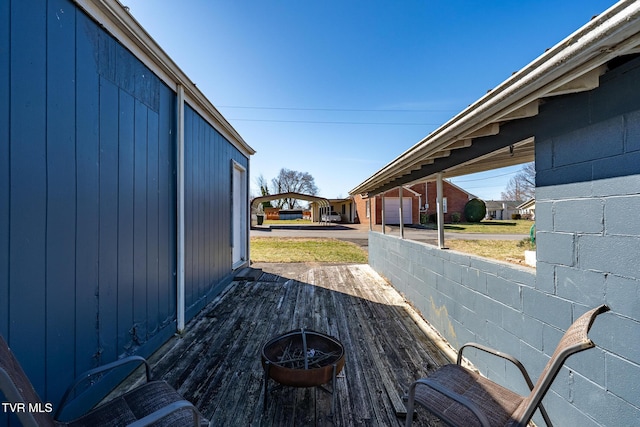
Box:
73, 0, 256, 157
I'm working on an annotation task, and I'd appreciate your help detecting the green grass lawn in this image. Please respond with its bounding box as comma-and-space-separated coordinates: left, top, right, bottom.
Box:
251, 237, 367, 263
423, 220, 534, 234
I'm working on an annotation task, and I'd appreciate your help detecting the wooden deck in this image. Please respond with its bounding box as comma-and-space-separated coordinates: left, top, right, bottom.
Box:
138, 263, 453, 426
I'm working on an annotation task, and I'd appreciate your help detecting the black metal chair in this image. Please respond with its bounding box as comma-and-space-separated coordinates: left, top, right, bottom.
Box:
405, 305, 609, 427
0, 335, 206, 426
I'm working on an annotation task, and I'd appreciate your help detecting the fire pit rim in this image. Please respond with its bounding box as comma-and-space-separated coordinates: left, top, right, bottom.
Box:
261, 328, 345, 388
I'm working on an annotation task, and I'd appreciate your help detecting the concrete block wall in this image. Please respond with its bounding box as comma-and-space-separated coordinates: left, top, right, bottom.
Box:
534, 104, 640, 425
370, 225, 639, 426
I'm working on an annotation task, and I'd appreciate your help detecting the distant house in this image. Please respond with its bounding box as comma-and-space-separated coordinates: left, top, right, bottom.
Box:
516, 198, 536, 220
1, 0, 254, 416
484, 200, 521, 220
327, 198, 356, 223
353, 180, 475, 225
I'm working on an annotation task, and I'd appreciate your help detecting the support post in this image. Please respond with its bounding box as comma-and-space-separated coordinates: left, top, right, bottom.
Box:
176, 85, 186, 332
381, 194, 386, 234
436, 173, 446, 249
399, 187, 405, 239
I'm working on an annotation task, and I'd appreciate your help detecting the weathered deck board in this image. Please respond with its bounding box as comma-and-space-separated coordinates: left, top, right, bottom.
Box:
138, 263, 451, 426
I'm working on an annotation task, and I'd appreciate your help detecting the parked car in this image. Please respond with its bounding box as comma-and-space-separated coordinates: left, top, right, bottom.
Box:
322, 211, 342, 222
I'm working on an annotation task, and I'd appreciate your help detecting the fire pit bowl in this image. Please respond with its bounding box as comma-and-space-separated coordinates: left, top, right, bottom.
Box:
261, 328, 345, 388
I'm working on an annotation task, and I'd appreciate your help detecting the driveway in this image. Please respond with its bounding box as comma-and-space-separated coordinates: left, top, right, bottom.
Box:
250, 223, 527, 251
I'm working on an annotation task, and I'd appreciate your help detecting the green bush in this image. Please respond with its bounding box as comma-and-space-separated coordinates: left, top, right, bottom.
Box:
463, 198, 486, 223
511, 213, 522, 220
451, 212, 461, 223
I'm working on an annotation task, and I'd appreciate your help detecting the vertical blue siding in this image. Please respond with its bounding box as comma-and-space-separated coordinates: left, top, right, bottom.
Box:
183, 106, 249, 315
98, 77, 120, 365
0, 0, 9, 351
46, 0, 78, 402
2, 0, 249, 419
9, 0, 48, 395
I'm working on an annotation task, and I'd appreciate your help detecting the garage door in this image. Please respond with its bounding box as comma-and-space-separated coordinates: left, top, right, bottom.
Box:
384, 198, 413, 224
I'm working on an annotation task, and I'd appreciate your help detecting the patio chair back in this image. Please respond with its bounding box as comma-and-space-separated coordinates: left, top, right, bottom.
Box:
510, 304, 610, 425
0, 335, 57, 427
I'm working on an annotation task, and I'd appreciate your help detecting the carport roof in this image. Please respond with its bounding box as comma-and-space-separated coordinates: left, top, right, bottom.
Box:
251, 192, 330, 209
349, 0, 640, 197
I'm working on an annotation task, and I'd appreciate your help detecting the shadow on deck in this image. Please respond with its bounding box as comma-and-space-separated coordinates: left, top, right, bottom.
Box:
130, 263, 452, 426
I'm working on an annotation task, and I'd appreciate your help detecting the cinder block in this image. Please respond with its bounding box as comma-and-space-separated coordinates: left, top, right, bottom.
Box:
534, 261, 556, 293
593, 150, 640, 181
556, 266, 605, 306
605, 274, 640, 320
625, 110, 640, 152
520, 317, 544, 351
501, 306, 524, 337
534, 200, 554, 232
536, 231, 575, 267
592, 174, 640, 197
553, 116, 624, 167
578, 234, 640, 278
473, 295, 503, 327
497, 263, 536, 288
535, 137, 553, 171
604, 195, 640, 236
554, 198, 604, 234
536, 179, 593, 199
605, 353, 640, 408
543, 384, 602, 427
522, 288, 572, 329
486, 275, 521, 308
590, 312, 640, 363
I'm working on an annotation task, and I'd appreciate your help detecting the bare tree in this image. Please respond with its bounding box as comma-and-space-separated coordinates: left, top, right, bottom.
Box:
501, 162, 535, 202
270, 168, 318, 209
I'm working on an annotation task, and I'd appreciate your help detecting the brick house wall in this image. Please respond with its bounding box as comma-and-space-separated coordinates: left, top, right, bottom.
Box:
420, 181, 474, 222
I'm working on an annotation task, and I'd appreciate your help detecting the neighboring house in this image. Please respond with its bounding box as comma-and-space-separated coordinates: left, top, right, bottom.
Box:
418, 180, 476, 223
1, 0, 254, 417
328, 198, 356, 223
350, 3, 640, 425
353, 180, 475, 225
517, 198, 536, 220
484, 200, 521, 220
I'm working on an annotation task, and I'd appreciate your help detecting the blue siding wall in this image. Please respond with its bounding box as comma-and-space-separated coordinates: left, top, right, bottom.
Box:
0, 0, 181, 418
183, 106, 249, 318
1, 2, 250, 421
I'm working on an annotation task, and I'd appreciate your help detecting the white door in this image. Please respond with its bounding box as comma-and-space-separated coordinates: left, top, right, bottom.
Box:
384, 198, 413, 224
232, 161, 247, 268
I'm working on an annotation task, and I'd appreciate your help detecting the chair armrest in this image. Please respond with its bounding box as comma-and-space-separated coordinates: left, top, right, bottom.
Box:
458, 343, 553, 426
458, 342, 535, 390
410, 378, 491, 427
126, 400, 202, 427
55, 356, 151, 420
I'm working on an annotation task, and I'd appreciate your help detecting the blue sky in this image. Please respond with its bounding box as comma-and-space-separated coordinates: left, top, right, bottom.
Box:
121, 0, 616, 200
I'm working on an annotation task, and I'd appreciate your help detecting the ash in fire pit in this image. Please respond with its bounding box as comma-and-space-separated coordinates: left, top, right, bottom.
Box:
277, 343, 339, 370
261, 328, 345, 413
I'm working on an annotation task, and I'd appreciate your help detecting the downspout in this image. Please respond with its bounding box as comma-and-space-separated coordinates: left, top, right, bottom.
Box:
399, 187, 404, 239
436, 173, 445, 249
176, 85, 186, 333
